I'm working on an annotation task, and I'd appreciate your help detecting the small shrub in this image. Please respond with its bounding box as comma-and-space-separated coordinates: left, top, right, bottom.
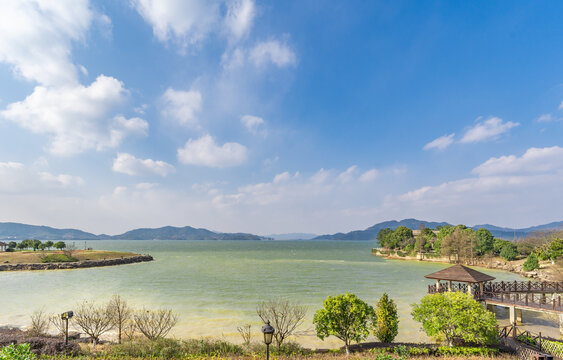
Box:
0, 343, 35, 360
394, 345, 409, 359
5, 248, 14, 253
396, 251, 406, 257
39, 254, 77, 263
523, 253, 540, 271
408, 347, 432, 356
375, 354, 394, 360
374, 293, 399, 343
435, 346, 499, 356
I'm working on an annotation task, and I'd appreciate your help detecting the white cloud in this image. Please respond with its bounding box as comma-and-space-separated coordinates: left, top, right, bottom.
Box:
359, 169, 379, 183
1, 75, 147, 155
161, 88, 202, 127
177, 135, 248, 167
472, 146, 563, 176
0, 161, 83, 193
559, 100, 563, 110
337, 166, 358, 183
423, 133, 455, 150
249, 40, 297, 67
392, 145, 563, 227
460, 117, 519, 143
240, 114, 265, 135
0, 0, 94, 86
112, 153, 175, 177
132, 0, 220, 50
536, 114, 553, 123
224, 0, 255, 42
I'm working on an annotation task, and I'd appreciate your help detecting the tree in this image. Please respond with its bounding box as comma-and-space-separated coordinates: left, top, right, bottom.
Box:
8, 241, 16, 249
500, 243, 518, 261
28, 309, 49, 336
54, 241, 66, 250
493, 239, 510, 254
523, 253, 539, 271
476, 229, 494, 255
392, 226, 414, 249
73, 301, 113, 348
548, 238, 563, 260
377, 228, 393, 248
133, 308, 178, 341
435, 225, 454, 254
373, 293, 398, 343
31, 239, 42, 251
313, 293, 375, 355
44, 241, 54, 250
412, 292, 497, 347
108, 294, 132, 344
257, 298, 307, 349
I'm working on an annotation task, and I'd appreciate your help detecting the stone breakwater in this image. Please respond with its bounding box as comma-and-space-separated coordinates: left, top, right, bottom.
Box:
0, 254, 153, 271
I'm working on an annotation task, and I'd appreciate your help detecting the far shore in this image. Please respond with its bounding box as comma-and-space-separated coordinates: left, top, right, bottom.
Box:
372, 248, 563, 282
0, 250, 153, 271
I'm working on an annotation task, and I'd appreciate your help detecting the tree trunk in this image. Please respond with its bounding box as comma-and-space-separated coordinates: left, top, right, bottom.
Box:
345, 343, 350, 355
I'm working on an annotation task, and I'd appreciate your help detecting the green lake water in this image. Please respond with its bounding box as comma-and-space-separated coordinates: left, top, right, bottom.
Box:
0, 240, 558, 347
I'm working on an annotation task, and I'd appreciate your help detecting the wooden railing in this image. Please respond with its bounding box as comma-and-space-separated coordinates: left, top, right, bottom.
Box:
482, 291, 563, 312
483, 280, 563, 294
499, 324, 563, 359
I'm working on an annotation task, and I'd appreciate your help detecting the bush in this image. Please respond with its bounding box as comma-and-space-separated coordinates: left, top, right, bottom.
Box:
39, 254, 77, 263
500, 243, 518, 261
435, 346, 499, 356
523, 253, 540, 271
374, 293, 399, 343
412, 292, 498, 347
408, 347, 432, 356
109, 337, 244, 358
5, 248, 14, 253
0, 343, 35, 360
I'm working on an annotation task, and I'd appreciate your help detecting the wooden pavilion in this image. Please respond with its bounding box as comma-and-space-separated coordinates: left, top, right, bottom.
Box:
425, 264, 495, 297
0, 241, 6, 251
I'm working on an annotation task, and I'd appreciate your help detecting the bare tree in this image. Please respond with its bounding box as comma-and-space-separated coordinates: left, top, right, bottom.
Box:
107, 294, 132, 344
133, 308, 178, 341
49, 314, 66, 337
63, 243, 77, 259
29, 309, 49, 336
73, 301, 113, 348
257, 298, 307, 349
237, 324, 252, 347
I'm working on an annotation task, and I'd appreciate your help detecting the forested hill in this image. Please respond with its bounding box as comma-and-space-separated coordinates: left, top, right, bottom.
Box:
313, 219, 563, 241
0, 222, 270, 240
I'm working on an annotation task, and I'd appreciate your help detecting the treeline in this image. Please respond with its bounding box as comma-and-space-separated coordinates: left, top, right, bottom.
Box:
377, 225, 563, 269
3, 239, 67, 252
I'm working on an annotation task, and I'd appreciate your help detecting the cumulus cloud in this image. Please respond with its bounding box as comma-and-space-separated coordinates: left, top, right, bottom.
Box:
240, 114, 265, 135
392, 146, 563, 227
249, 40, 297, 67
132, 0, 220, 50
161, 88, 202, 127
177, 135, 248, 167
359, 169, 379, 183
0, 0, 94, 86
460, 117, 519, 143
0, 75, 147, 155
472, 146, 563, 176
112, 153, 175, 177
0, 161, 83, 193
224, 0, 255, 41
423, 133, 455, 151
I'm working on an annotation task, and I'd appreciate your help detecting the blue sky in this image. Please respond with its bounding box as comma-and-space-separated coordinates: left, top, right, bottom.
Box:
0, 0, 562, 235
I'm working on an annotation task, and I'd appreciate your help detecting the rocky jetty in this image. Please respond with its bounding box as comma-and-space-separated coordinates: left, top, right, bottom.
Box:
0, 254, 153, 271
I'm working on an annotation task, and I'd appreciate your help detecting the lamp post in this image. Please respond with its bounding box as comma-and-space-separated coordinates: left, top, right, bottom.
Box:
261, 320, 275, 360
61, 311, 74, 345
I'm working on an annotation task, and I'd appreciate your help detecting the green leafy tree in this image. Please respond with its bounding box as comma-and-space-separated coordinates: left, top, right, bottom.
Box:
549, 238, 563, 260
435, 225, 454, 255
53, 241, 66, 250
44, 241, 54, 250
523, 253, 539, 271
500, 243, 518, 261
374, 293, 399, 343
392, 226, 414, 249
313, 293, 376, 354
377, 228, 393, 248
31, 239, 42, 251
412, 292, 497, 347
475, 229, 494, 255
493, 239, 510, 254
7, 241, 17, 249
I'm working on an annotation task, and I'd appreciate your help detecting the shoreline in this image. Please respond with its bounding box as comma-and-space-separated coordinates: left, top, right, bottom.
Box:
0, 254, 153, 272
372, 248, 561, 282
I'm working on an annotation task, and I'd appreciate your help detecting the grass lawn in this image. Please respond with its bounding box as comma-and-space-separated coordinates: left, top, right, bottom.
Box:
0, 249, 141, 264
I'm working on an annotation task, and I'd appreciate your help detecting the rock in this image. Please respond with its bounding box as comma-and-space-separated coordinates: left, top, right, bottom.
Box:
0, 255, 153, 272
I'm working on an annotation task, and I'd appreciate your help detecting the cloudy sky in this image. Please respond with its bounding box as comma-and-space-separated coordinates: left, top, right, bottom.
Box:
0, 0, 562, 235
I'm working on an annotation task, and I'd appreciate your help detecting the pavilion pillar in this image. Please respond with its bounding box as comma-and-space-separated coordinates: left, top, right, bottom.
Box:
509, 306, 518, 324
467, 282, 473, 296
436, 279, 441, 291
559, 314, 563, 335
448, 280, 452, 292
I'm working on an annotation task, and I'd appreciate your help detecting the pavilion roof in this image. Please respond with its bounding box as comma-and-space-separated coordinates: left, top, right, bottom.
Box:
425, 264, 495, 283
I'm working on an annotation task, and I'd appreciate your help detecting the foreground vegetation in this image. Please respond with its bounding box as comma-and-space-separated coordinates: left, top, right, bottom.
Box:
0, 291, 518, 360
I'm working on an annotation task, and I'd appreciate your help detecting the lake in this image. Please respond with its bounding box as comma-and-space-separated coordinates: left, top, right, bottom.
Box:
0, 240, 558, 347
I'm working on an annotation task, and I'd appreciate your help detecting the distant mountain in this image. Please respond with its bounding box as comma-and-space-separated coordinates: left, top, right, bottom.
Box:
267, 233, 318, 240
313, 218, 563, 241
110, 226, 268, 240
0, 222, 270, 241
0, 222, 100, 240
313, 219, 450, 240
